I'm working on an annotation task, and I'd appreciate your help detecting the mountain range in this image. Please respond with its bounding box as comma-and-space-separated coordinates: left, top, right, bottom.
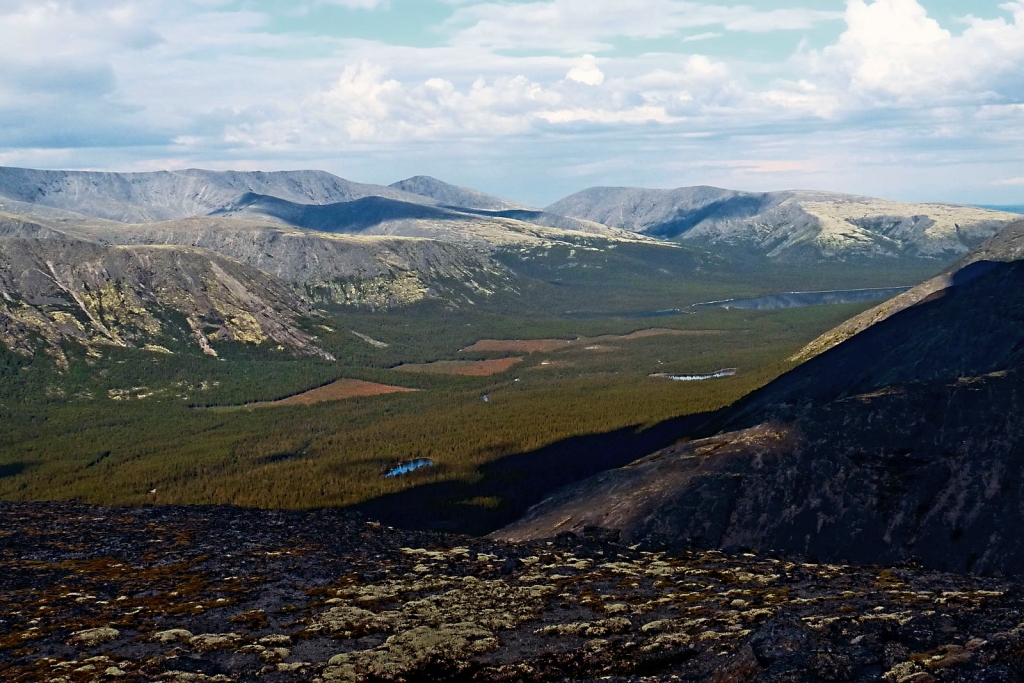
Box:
1, 165, 1020, 361
547, 186, 1016, 260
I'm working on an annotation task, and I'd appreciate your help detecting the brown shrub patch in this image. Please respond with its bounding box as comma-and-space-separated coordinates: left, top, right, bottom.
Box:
258, 379, 418, 407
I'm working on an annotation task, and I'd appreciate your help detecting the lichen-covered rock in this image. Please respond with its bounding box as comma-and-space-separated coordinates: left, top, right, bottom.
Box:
159, 673, 233, 683
259, 647, 290, 663
152, 629, 193, 644
188, 633, 243, 652
535, 617, 632, 638
311, 605, 378, 635
68, 627, 120, 647
6, 501, 1024, 683
322, 623, 497, 682
311, 578, 555, 638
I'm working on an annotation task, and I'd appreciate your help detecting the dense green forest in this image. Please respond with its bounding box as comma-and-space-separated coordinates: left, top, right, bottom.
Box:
0, 246, 943, 519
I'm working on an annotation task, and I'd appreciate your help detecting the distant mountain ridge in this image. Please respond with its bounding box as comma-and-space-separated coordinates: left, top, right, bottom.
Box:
547, 186, 1019, 261
0, 167, 434, 224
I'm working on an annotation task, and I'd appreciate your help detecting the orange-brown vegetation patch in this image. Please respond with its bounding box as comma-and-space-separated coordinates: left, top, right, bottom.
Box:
258, 379, 418, 407
395, 357, 523, 376
464, 329, 723, 354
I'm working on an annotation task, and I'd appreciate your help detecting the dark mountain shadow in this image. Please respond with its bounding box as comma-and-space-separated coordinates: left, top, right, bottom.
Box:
453, 207, 547, 221
647, 194, 775, 239
349, 409, 721, 536
214, 193, 472, 233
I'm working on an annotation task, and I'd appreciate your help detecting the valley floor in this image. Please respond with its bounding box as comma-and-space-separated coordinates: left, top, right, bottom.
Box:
2, 501, 1023, 683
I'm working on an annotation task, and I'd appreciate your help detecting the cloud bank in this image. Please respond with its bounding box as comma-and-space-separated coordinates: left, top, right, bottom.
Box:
0, 0, 1022, 205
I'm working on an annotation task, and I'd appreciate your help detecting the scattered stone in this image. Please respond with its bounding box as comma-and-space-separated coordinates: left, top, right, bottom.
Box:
323, 623, 497, 682
188, 633, 243, 652
4, 501, 1024, 683
153, 629, 194, 644
68, 627, 120, 647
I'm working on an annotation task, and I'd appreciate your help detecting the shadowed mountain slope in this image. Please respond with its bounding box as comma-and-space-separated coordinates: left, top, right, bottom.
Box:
792, 219, 1024, 362
390, 175, 530, 211
547, 186, 1019, 262
498, 221, 1024, 577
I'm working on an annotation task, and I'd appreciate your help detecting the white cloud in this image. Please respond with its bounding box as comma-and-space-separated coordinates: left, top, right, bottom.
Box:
1, 0, 1023, 205
994, 177, 1024, 186
444, 0, 842, 52
566, 54, 604, 86
805, 0, 1024, 106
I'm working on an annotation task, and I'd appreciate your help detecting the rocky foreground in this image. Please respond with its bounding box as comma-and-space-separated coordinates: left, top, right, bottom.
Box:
3, 503, 1024, 682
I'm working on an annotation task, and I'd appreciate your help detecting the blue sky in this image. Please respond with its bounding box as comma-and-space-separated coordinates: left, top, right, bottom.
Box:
0, 0, 1022, 206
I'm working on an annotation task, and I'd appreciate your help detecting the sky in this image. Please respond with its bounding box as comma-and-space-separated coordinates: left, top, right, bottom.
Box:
0, 0, 1022, 207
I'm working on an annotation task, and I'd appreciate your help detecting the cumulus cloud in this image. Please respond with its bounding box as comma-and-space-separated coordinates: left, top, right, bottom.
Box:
566, 55, 604, 86
804, 0, 1024, 106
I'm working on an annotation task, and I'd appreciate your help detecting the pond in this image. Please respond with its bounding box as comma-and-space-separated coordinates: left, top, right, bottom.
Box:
384, 459, 435, 478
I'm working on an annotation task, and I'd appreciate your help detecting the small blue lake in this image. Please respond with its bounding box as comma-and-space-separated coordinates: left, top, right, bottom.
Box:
384, 459, 435, 478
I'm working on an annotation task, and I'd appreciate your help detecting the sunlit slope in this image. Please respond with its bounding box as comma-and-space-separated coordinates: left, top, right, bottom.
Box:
548, 186, 1019, 261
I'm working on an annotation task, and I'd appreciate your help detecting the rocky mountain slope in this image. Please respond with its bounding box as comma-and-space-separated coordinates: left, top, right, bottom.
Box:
52, 214, 514, 307
0, 214, 332, 363
210, 193, 634, 246
4, 500, 1024, 683
498, 220, 1024, 577
547, 186, 1019, 261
